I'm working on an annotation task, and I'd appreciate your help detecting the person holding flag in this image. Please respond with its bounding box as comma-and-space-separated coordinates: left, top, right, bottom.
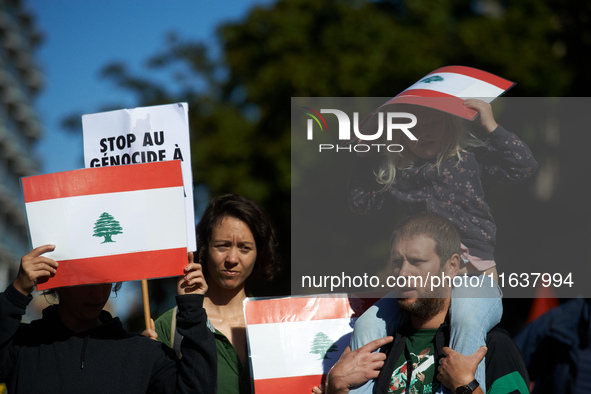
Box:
0, 245, 217, 394
348, 67, 537, 393
151, 194, 281, 394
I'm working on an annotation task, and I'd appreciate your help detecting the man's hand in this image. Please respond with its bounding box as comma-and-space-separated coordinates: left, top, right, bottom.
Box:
177, 252, 208, 295
437, 346, 486, 392
324, 336, 394, 394
464, 99, 498, 133
14, 245, 58, 296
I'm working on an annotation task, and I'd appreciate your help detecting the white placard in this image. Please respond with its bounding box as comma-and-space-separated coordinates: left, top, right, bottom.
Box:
82, 102, 196, 251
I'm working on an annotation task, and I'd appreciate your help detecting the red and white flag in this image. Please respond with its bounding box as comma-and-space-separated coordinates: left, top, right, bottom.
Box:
383, 65, 515, 119
22, 160, 187, 290
82, 102, 196, 251
244, 294, 378, 393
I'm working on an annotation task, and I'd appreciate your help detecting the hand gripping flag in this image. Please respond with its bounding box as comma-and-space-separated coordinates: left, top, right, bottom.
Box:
381, 65, 515, 120
22, 160, 187, 290
244, 294, 380, 393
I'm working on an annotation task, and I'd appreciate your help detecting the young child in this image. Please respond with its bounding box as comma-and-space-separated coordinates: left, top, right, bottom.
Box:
348, 98, 537, 393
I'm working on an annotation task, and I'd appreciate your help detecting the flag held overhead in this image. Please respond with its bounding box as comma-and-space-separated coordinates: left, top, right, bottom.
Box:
382, 65, 515, 120
22, 160, 188, 290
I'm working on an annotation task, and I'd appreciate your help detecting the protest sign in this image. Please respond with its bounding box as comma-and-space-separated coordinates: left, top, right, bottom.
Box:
22, 161, 187, 290
244, 294, 378, 393
381, 65, 515, 120
82, 102, 196, 251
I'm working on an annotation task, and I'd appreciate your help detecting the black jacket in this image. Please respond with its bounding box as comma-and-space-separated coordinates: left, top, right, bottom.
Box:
0, 283, 217, 394
375, 321, 529, 394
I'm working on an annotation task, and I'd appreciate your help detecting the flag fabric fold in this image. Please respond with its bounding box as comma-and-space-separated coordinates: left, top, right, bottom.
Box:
382, 65, 515, 119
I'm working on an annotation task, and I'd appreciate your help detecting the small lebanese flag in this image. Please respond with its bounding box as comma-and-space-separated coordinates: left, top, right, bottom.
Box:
21, 160, 187, 290
244, 294, 378, 393
383, 65, 515, 120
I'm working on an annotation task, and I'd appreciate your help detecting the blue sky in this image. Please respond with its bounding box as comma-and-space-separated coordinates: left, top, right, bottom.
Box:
27, 0, 272, 175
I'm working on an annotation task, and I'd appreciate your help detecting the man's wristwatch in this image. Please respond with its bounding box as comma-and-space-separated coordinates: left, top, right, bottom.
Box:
455, 379, 479, 394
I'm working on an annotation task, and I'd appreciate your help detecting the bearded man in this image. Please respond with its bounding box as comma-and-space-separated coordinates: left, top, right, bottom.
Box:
321, 213, 529, 394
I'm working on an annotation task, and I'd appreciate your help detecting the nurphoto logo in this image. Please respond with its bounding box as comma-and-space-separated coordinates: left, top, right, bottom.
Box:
303, 107, 417, 153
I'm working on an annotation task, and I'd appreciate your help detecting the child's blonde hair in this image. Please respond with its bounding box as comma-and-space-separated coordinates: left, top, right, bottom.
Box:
372, 105, 486, 187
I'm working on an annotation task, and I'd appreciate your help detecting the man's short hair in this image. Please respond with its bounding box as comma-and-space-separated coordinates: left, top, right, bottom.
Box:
391, 213, 461, 264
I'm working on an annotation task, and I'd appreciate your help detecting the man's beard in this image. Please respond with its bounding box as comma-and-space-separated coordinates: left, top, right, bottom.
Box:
397, 281, 448, 319
397, 297, 447, 319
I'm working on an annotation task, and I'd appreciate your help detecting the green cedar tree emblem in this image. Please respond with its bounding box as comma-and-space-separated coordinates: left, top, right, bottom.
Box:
93, 212, 123, 243
310, 332, 338, 360
420, 75, 444, 83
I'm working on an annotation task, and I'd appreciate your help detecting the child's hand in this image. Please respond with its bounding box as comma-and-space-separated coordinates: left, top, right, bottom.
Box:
14, 245, 58, 296
464, 99, 498, 133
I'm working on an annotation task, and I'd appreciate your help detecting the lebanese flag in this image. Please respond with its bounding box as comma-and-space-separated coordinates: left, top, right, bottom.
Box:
382, 65, 515, 120
244, 294, 379, 393
22, 160, 187, 290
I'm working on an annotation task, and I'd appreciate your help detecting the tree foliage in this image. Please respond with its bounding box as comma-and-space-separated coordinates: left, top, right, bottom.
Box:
65, 0, 590, 319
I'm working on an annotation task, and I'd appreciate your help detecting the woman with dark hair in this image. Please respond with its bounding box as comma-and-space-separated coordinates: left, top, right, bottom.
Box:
154, 194, 281, 394
0, 245, 216, 394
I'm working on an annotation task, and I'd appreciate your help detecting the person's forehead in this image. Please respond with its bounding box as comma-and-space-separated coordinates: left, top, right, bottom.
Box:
211, 216, 255, 240
390, 235, 436, 255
